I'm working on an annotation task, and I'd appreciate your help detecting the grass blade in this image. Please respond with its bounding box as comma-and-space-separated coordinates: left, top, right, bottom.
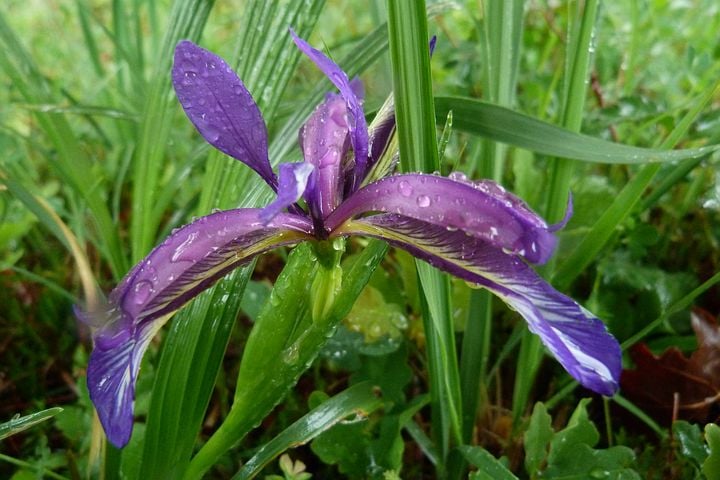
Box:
129, 0, 215, 261
234, 381, 383, 479
0, 407, 63, 441
433, 96, 720, 165
388, 1, 462, 475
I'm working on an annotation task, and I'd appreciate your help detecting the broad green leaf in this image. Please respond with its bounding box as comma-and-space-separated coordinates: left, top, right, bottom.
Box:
542, 399, 640, 480
458, 446, 517, 480
703, 423, 720, 479
434, 96, 719, 165
524, 403, 553, 479
673, 421, 709, 468
0, 407, 63, 441
235, 381, 383, 479
185, 240, 388, 478
311, 388, 428, 477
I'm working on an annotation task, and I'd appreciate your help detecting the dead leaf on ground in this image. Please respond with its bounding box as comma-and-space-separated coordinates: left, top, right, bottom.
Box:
621, 308, 720, 424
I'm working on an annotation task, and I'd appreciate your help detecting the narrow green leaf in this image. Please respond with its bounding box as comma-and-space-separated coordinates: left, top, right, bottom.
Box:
0, 453, 70, 480
387, 1, 463, 474
0, 407, 63, 441
130, 0, 216, 261
234, 382, 383, 479
185, 240, 388, 479
462, 2, 524, 454
434, 96, 719, 165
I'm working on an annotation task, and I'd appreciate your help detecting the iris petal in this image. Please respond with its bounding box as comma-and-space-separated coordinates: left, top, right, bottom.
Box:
340, 214, 621, 396
172, 41, 277, 189
261, 162, 315, 224
299, 95, 349, 219
327, 173, 557, 264
80, 210, 313, 447
290, 30, 369, 189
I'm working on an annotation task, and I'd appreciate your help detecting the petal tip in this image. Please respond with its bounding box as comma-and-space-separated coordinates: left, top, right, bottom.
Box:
87, 337, 136, 448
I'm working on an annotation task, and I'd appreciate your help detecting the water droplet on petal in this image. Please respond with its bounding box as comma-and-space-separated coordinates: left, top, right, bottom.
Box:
398, 180, 413, 197
202, 125, 220, 142
172, 231, 199, 262
133, 280, 153, 304
416, 195, 431, 208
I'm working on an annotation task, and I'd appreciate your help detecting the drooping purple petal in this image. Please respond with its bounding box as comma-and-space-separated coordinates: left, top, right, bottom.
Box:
260, 162, 315, 224
86, 314, 164, 447
339, 214, 621, 396
80, 209, 313, 447
172, 41, 277, 189
290, 30, 369, 190
299, 94, 350, 219
326, 173, 557, 264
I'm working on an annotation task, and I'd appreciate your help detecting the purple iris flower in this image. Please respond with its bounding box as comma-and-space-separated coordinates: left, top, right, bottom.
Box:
78, 32, 621, 448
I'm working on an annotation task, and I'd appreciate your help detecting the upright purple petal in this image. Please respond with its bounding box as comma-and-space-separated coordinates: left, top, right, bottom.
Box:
290, 30, 369, 190
172, 41, 277, 189
260, 162, 315, 224
80, 209, 313, 447
338, 215, 621, 396
363, 95, 397, 184
299, 94, 350, 219
327, 173, 557, 264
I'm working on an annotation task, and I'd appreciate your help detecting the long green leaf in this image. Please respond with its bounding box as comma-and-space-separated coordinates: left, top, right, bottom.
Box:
234, 382, 383, 479
130, 0, 215, 261
185, 240, 389, 479
553, 81, 720, 289
434, 96, 719, 165
388, 2, 462, 476
0, 407, 63, 441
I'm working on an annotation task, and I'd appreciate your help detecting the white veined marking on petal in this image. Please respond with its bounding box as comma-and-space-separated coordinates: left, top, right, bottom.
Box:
554, 330, 615, 383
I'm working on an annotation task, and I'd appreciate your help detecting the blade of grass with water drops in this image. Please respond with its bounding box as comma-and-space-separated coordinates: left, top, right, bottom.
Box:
433, 97, 720, 165
129, 0, 215, 262
233, 381, 383, 479
388, 2, 462, 476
